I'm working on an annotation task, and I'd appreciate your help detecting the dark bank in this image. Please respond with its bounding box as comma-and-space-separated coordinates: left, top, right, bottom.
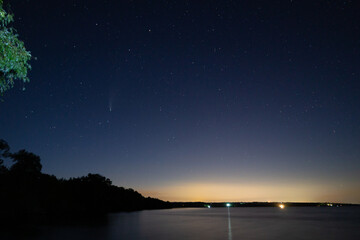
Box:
0, 139, 171, 227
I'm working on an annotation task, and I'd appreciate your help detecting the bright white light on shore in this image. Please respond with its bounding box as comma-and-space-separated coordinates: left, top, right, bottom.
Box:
226, 203, 231, 207
279, 204, 285, 209
207, 205, 211, 208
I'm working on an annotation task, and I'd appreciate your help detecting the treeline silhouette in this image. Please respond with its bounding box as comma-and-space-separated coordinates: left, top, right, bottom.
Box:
0, 139, 170, 224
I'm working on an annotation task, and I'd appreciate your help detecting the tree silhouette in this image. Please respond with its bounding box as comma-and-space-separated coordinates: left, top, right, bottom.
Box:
10, 149, 42, 175
0, 140, 170, 226
0, 139, 9, 173
80, 173, 112, 186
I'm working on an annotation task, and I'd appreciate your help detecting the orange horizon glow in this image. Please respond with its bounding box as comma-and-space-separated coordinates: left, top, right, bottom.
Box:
139, 181, 360, 204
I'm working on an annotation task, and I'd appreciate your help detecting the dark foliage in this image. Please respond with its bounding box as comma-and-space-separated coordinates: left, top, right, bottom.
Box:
0, 139, 170, 225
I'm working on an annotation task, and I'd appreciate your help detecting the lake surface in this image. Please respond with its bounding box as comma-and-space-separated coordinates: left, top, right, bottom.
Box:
4, 207, 360, 240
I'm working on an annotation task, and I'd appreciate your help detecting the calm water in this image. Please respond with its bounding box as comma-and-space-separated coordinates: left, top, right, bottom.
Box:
4, 207, 360, 240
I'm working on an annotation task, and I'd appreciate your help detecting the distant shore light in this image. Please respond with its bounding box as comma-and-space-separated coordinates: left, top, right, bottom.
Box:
226, 203, 231, 207
279, 204, 285, 209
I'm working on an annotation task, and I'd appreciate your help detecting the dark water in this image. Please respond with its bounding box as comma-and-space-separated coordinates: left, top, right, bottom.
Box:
4, 207, 360, 240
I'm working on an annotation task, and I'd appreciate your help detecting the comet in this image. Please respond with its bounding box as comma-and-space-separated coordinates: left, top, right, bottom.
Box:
109, 99, 112, 112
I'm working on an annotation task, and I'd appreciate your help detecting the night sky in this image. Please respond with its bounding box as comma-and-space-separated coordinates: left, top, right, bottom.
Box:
1, 0, 359, 203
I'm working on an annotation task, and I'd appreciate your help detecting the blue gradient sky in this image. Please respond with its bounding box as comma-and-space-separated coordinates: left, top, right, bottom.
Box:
1, 0, 359, 202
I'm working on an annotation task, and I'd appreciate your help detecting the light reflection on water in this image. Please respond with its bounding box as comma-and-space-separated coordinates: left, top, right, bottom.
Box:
3, 207, 360, 240
228, 207, 232, 240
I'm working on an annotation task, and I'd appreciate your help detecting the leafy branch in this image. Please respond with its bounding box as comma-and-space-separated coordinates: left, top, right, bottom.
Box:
0, 0, 32, 94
